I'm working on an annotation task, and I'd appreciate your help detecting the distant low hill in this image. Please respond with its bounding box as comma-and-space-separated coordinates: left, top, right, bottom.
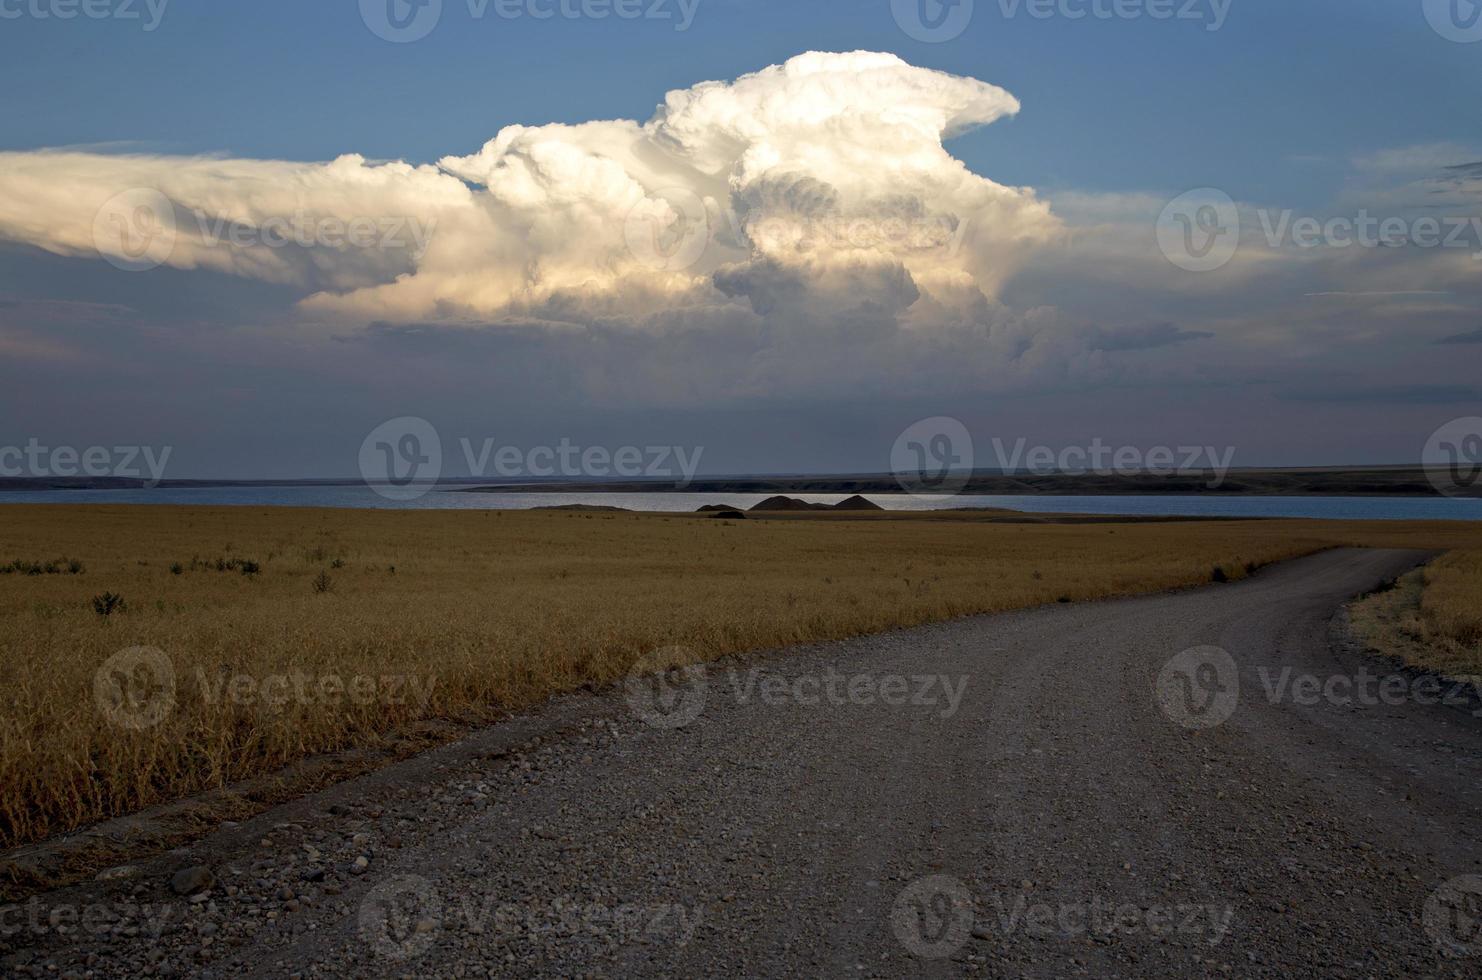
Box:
456, 467, 1476, 498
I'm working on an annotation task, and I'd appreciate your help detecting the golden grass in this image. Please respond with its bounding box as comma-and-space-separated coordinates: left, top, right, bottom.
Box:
1, 504, 1479, 852
1349, 550, 1482, 678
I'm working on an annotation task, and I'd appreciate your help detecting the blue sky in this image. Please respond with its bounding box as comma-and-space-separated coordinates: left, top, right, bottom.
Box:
0, 0, 1479, 478
2, 0, 1468, 201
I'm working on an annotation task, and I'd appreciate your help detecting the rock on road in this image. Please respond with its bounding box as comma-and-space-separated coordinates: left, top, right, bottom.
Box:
8, 547, 1482, 978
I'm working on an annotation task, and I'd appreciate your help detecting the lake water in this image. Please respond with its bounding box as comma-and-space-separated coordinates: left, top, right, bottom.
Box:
2, 486, 1480, 521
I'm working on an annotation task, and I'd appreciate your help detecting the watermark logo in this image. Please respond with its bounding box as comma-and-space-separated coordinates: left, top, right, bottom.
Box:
625, 647, 708, 729
360, 417, 443, 501
94, 647, 176, 731
1157, 188, 1240, 273
1424, 0, 1482, 42
993, 0, 1230, 30
361, 0, 699, 42
1425, 875, 1482, 957
1254, 209, 1482, 257
728, 668, 969, 719
624, 186, 712, 273
746, 211, 973, 258
891, 875, 976, 958
1156, 646, 1239, 729
890, 876, 1236, 956
892, 0, 974, 43
892, 417, 974, 498
360, 875, 444, 961
1424, 417, 1482, 497
92, 188, 176, 273
0, 897, 175, 941
0, 439, 172, 486
0, 0, 169, 31
188, 208, 438, 258
1257, 666, 1482, 717
359, 877, 701, 960
360, 0, 443, 42
990, 438, 1235, 488
194, 669, 439, 712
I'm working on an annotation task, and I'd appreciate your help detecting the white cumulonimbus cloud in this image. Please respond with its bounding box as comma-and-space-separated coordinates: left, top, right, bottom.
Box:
0, 52, 1059, 327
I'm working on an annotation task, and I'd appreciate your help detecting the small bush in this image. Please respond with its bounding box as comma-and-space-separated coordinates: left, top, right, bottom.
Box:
170, 562, 184, 575
92, 592, 126, 617
1212, 566, 1229, 583
312, 571, 334, 595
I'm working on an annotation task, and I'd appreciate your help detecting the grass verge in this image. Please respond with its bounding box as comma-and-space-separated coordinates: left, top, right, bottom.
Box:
1349, 550, 1482, 679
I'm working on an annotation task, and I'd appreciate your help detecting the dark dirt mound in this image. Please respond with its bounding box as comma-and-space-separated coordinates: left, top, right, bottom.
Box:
749, 496, 834, 512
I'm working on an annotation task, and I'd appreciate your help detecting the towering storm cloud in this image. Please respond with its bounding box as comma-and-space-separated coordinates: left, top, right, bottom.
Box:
0, 52, 1057, 326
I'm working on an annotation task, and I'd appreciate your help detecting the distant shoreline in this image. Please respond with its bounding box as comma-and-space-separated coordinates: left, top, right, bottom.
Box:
0, 466, 1474, 498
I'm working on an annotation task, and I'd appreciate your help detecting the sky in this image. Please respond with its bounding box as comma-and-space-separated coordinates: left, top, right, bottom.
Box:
0, 0, 1479, 480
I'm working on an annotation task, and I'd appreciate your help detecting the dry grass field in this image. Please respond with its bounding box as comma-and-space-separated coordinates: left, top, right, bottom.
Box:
1, 504, 1480, 854
1349, 549, 1482, 680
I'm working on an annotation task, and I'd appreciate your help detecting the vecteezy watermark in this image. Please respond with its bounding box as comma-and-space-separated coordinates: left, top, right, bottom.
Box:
1156, 646, 1240, 729
1157, 646, 1482, 729
0, 0, 169, 31
1424, 417, 1482, 497
360, 0, 701, 43
976, 891, 1234, 945
625, 647, 709, 729
193, 668, 439, 713
94, 647, 176, 732
359, 417, 444, 501
359, 874, 702, 961
993, 0, 1230, 30
624, 186, 713, 273
625, 655, 972, 729
1426, 875, 1482, 958
359, 875, 444, 962
1424, 0, 1482, 43
892, 0, 975, 42
460, 438, 703, 485
0, 897, 175, 942
1156, 188, 1240, 273
891, 876, 975, 958
1159, 190, 1482, 273
92, 188, 177, 272
745, 211, 974, 258
891, 0, 1229, 42
891, 417, 974, 498
990, 438, 1236, 488
0, 438, 172, 486
358, 417, 707, 502
891, 875, 1235, 958
189, 208, 438, 259
623, 195, 974, 274
90, 189, 438, 272
1253, 209, 1482, 258
1256, 666, 1482, 718
94, 647, 440, 730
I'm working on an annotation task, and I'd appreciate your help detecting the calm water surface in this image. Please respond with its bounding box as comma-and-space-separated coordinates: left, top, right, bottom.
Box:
2, 486, 1479, 521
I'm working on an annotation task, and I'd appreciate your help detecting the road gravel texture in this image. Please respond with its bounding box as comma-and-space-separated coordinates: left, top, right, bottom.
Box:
6, 547, 1482, 978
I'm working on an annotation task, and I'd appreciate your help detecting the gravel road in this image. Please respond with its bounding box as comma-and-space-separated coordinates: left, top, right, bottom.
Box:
7, 547, 1482, 978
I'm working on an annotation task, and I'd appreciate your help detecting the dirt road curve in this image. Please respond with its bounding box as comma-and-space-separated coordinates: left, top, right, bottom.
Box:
9, 547, 1482, 978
